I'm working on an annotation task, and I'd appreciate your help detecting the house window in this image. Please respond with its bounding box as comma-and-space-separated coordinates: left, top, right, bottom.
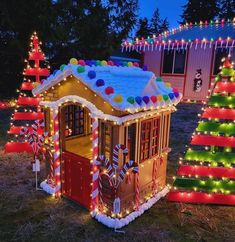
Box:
162, 49, 186, 74
213, 48, 230, 75
140, 117, 160, 162
65, 105, 84, 137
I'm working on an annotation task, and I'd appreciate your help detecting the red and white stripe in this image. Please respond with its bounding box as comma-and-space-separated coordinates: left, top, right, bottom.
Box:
91, 118, 99, 211
135, 172, 140, 210
52, 109, 61, 196
112, 144, 128, 169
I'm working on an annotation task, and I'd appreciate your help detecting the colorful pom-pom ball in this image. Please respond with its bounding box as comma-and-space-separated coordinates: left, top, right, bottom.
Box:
172, 88, 178, 93
150, 96, 157, 103
96, 79, 105, 87
127, 62, 133, 67
101, 60, 107, 66
127, 96, 135, 104
32, 82, 40, 89
163, 95, 169, 101
135, 96, 142, 105
108, 60, 114, 66
105, 86, 114, 95
53, 69, 58, 75
133, 62, 139, 67
77, 66, 85, 73
85, 60, 92, 66
78, 59, 86, 66
69, 58, 78, 65
174, 92, 179, 98
91, 60, 96, 66
156, 77, 163, 82
157, 95, 163, 102
143, 65, 148, 71
114, 95, 123, 103
88, 70, 96, 79
60, 64, 66, 71
123, 61, 128, 67
165, 82, 171, 87
142, 96, 150, 104
168, 93, 175, 100
96, 60, 101, 66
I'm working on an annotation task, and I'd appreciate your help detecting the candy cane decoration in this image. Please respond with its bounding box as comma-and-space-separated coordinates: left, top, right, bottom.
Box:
112, 144, 128, 185
52, 109, 61, 196
91, 117, 99, 211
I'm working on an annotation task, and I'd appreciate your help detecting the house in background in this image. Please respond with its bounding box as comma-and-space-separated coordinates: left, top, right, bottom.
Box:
122, 19, 235, 102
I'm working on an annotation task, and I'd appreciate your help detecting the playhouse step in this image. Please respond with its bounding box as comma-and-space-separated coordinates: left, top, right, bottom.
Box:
167, 191, 235, 205
177, 165, 235, 179
8, 125, 43, 135
208, 96, 235, 108
184, 150, 235, 166
202, 107, 235, 120
173, 177, 235, 193
196, 121, 235, 135
17, 97, 40, 106
13, 112, 44, 120
24, 67, 49, 77
214, 82, 235, 94
20, 82, 34, 90
5, 142, 32, 153
191, 135, 235, 147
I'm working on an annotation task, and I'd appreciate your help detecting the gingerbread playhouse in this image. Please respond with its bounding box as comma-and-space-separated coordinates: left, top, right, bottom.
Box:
32, 59, 182, 228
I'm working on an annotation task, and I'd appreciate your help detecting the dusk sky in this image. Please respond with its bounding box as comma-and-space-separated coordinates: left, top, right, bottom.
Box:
139, 0, 187, 28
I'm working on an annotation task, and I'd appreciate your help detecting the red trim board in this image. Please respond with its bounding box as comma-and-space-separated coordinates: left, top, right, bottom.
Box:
167, 191, 235, 205
20, 82, 34, 90
177, 165, 235, 179
9, 126, 43, 135
191, 135, 235, 147
202, 108, 235, 120
17, 97, 40, 106
5, 142, 32, 153
214, 82, 235, 94
13, 112, 44, 120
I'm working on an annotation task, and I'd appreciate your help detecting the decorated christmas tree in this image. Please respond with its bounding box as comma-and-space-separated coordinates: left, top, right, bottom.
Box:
5, 33, 50, 153
168, 56, 235, 205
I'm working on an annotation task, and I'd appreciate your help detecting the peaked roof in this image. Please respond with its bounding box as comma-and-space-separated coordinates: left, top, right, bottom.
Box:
33, 60, 181, 113
122, 19, 235, 51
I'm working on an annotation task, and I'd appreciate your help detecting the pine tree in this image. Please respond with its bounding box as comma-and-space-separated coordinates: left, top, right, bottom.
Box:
181, 0, 219, 24
136, 17, 151, 38
5, 33, 50, 153
150, 8, 169, 35
168, 57, 235, 205
218, 0, 235, 19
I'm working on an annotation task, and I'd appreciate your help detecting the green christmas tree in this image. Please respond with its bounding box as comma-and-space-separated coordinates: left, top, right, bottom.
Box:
168, 56, 235, 205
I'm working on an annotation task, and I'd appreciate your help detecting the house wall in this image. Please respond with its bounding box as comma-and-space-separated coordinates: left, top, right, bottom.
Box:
184, 47, 213, 101
144, 50, 161, 76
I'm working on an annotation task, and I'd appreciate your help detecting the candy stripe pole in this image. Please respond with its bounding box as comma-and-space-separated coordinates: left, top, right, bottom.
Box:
91, 117, 99, 212
135, 172, 140, 210
52, 109, 61, 197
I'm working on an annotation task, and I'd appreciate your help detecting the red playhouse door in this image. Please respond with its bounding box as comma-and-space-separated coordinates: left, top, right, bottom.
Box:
62, 151, 92, 209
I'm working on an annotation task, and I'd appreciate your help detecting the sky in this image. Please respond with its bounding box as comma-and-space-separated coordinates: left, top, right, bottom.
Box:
139, 0, 187, 28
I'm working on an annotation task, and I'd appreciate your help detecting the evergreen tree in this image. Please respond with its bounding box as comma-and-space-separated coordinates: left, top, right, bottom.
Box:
218, 0, 235, 19
159, 18, 169, 34
180, 0, 219, 24
136, 17, 151, 38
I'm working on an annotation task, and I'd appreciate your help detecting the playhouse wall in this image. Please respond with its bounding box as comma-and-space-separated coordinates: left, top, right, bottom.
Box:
160, 76, 185, 94
184, 47, 213, 101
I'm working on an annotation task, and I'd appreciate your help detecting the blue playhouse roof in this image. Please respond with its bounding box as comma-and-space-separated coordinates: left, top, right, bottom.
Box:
161, 23, 235, 42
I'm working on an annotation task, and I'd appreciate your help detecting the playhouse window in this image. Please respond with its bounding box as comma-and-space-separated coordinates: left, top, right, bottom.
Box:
125, 123, 136, 162
100, 122, 113, 160
162, 49, 186, 74
65, 105, 84, 137
161, 113, 170, 150
140, 117, 160, 162
213, 48, 229, 75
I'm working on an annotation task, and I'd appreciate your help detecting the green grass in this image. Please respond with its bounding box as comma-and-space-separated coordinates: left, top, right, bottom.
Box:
1, 104, 235, 242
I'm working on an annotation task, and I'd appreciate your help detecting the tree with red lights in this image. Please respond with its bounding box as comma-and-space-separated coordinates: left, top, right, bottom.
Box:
168, 57, 235, 205
5, 33, 50, 153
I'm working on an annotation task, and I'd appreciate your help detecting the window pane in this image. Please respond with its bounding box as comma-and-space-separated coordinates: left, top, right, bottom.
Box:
140, 120, 151, 161
162, 50, 174, 74
213, 48, 229, 75
151, 118, 160, 156
127, 123, 136, 161
174, 50, 186, 74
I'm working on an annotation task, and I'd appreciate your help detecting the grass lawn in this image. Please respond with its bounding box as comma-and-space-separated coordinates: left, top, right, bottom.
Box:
0, 104, 235, 242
